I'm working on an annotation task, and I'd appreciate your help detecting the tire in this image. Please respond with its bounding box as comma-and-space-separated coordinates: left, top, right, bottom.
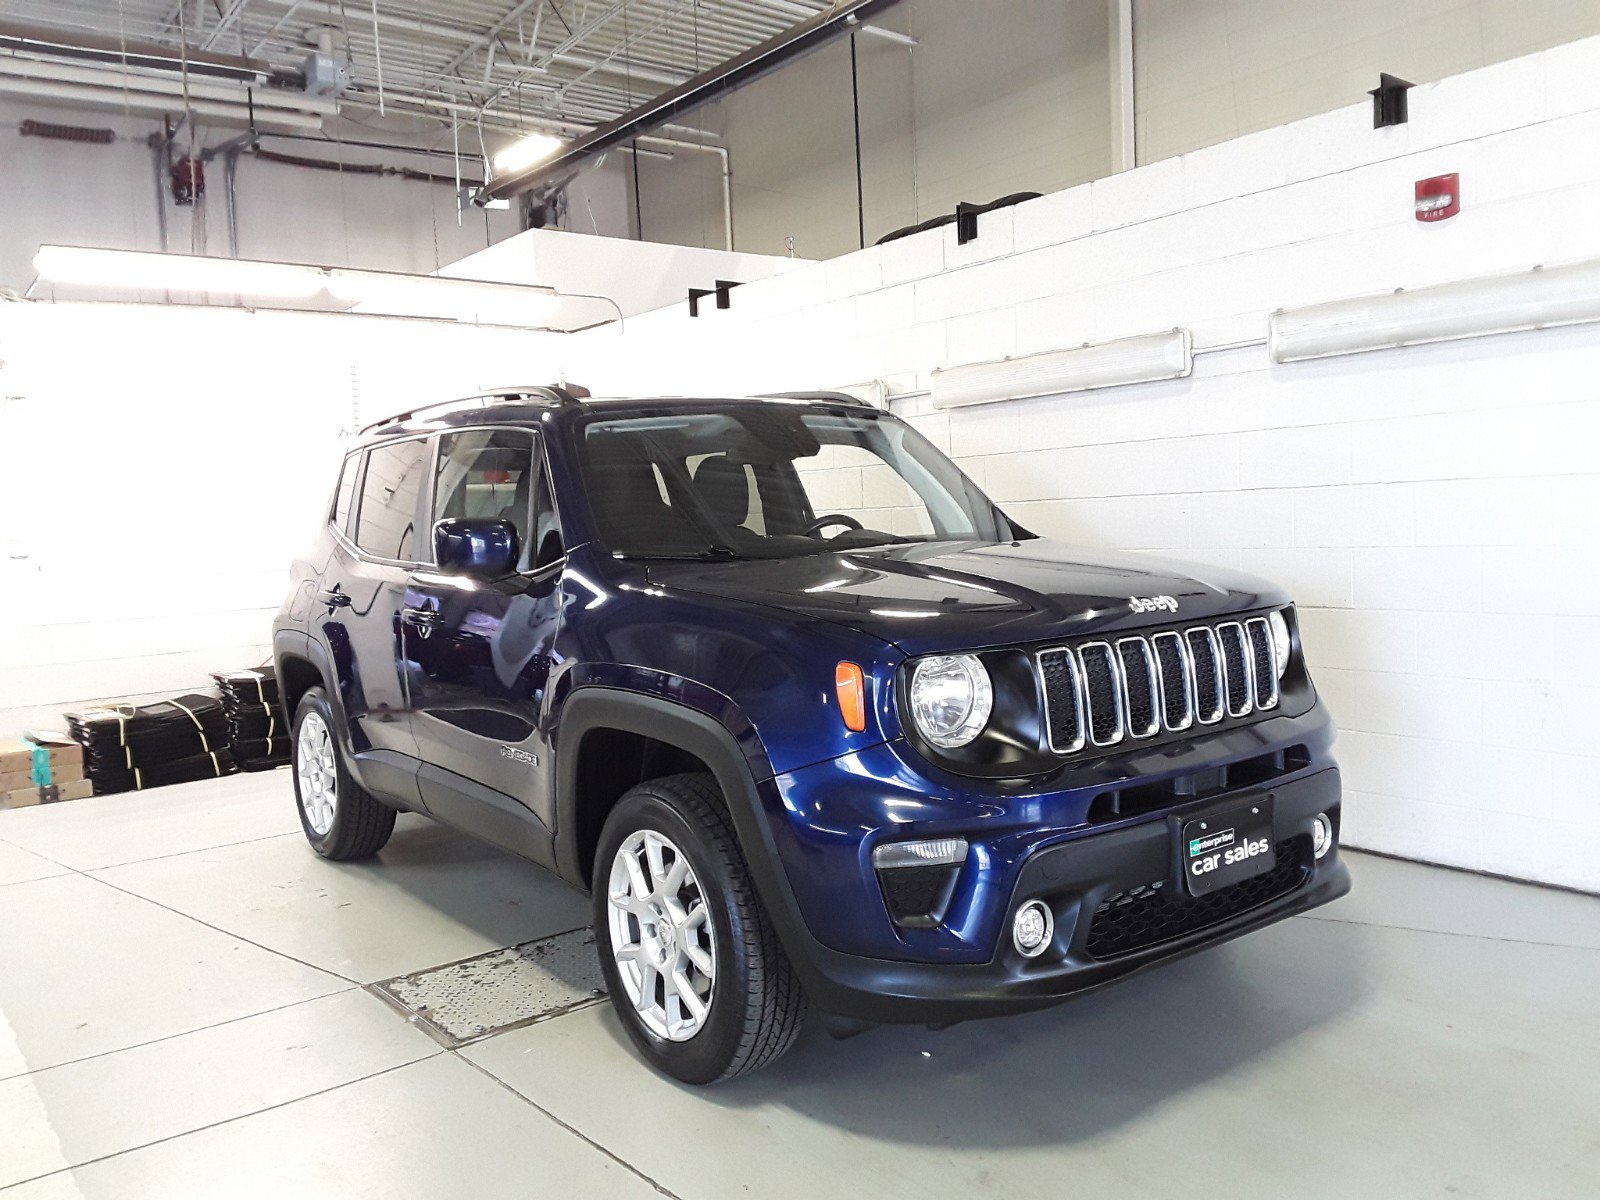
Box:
593, 772, 808, 1084
291, 687, 396, 861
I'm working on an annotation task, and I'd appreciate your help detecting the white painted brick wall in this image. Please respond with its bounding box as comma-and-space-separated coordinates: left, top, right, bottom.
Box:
0, 304, 567, 735
565, 39, 1600, 891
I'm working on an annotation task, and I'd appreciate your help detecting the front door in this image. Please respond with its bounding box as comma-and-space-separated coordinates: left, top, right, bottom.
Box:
318, 437, 432, 798
402, 427, 566, 855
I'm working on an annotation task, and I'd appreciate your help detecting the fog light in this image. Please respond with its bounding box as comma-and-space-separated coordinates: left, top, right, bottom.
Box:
1312, 812, 1334, 859
872, 838, 968, 869
1012, 900, 1054, 958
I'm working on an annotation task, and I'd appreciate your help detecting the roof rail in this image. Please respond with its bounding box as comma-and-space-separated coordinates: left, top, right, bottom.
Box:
358, 383, 590, 434
758, 390, 873, 408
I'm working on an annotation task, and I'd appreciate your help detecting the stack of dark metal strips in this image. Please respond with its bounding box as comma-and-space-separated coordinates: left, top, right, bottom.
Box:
65, 694, 236, 795
212, 668, 290, 771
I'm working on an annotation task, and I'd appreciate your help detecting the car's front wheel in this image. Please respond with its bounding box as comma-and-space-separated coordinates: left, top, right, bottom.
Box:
291, 687, 396, 860
593, 772, 807, 1084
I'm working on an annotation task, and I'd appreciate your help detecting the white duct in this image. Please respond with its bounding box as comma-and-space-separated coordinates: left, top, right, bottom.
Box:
0, 55, 336, 132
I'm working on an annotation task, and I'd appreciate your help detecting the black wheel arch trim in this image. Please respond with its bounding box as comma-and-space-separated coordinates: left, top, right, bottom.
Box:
552, 686, 853, 1005
271, 627, 424, 811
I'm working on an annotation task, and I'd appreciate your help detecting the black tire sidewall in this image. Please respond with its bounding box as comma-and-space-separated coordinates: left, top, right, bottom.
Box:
592, 787, 754, 1085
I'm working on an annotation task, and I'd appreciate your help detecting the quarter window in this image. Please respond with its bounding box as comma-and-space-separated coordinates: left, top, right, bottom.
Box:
353, 438, 430, 561
331, 453, 359, 531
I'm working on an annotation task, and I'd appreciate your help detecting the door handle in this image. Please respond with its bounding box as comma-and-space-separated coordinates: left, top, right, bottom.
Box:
319, 584, 352, 611
402, 604, 442, 638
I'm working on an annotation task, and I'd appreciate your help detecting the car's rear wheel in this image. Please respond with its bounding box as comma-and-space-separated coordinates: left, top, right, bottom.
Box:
593, 772, 807, 1083
292, 687, 396, 860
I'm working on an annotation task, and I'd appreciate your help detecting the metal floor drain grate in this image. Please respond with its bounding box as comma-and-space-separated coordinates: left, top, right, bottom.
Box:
370, 926, 607, 1047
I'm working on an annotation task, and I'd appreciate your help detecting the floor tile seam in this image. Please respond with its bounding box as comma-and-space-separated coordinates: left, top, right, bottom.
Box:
80, 873, 360, 986
1298, 911, 1600, 951
0, 985, 368, 1084
452, 1049, 686, 1200
0, 1051, 447, 1193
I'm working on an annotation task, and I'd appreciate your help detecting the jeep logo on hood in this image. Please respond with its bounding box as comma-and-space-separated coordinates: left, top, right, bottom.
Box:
1129, 595, 1179, 615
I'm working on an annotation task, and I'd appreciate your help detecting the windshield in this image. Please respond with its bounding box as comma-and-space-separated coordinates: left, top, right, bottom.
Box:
575, 406, 1014, 559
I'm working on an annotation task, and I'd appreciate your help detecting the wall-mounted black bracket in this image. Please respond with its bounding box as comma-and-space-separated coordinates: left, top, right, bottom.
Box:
955, 201, 982, 245
1370, 73, 1414, 128
689, 280, 742, 316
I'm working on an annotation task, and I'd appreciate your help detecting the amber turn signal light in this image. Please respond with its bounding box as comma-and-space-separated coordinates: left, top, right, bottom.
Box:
835, 662, 867, 732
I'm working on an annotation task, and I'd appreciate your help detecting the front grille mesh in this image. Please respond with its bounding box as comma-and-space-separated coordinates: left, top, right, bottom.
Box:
1079, 643, 1123, 745
1218, 622, 1252, 717
1117, 639, 1159, 737
1084, 837, 1309, 959
1038, 649, 1085, 753
1037, 614, 1283, 758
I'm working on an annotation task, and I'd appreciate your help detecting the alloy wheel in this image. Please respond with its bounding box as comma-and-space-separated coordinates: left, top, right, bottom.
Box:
295, 710, 338, 836
606, 829, 717, 1041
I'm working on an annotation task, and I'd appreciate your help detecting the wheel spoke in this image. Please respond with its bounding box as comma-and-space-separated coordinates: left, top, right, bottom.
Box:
663, 854, 689, 892
684, 942, 714, 977
644, 833, 672, 891
671, 970, 708, 1023
622, 850, 652, 903
633, 962, 659, 1012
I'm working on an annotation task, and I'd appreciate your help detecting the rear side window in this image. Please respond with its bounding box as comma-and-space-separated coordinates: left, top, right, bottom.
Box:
354, 438, 431, 561
331, 454, 359, 531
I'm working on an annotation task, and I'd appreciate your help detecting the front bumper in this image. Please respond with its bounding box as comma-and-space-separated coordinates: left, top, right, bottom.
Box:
791, 768, 1347, 1023
752, 704, 1349, 1024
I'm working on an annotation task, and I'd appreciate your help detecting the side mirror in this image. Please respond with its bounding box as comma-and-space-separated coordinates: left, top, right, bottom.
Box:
434, 519, 519, 579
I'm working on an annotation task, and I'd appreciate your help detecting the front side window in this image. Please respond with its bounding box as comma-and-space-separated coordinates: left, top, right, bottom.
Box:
353, 438, 430, 561
576, 407, 1008, 559
433, 428, 560, 570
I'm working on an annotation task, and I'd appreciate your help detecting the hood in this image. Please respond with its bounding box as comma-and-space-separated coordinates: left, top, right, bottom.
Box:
645, 539, 1289, 656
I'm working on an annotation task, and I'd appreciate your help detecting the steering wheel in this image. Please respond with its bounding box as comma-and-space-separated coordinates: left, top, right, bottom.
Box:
803, 513, 865, 538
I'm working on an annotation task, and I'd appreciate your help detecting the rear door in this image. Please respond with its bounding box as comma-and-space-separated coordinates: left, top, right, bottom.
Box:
316, 435, 431, 800
402, 427, 566, 853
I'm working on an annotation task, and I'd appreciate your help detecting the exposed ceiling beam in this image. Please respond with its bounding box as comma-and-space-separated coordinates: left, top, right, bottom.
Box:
200, 0, 252, 51
432, 0, 549, 82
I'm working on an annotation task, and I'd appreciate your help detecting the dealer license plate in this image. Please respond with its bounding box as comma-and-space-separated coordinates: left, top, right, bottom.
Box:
1181, 799, 1275, 897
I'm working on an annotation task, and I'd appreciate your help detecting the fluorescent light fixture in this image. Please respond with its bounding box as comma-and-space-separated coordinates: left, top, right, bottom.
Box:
32, 245, 561, 327
930, 329, 1193, 410
1269, 258, 1600, 363
493, 132, 564, 175
33, 244, 327, 299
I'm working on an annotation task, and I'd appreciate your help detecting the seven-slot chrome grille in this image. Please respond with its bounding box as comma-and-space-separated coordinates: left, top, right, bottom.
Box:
1037, 615, 1281, 755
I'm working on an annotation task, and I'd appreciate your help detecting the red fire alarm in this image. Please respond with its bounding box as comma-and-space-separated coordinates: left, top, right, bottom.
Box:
1415, 173, 1460, 222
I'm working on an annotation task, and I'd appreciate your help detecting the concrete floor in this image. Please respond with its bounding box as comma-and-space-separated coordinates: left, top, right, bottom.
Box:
1, 772, 1597, 1199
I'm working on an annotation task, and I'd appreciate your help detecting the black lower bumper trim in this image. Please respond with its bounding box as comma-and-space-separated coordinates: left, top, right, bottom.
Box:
793, 767, 1347, 1024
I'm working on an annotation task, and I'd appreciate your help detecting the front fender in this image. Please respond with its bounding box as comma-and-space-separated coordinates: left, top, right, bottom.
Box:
549, 684, 862, 1006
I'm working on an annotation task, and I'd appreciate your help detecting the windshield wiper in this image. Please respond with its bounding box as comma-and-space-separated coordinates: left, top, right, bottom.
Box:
621, 544, 744, 562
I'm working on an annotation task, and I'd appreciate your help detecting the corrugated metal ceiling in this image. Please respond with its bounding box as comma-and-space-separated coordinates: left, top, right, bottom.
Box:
0, 0, 834, 134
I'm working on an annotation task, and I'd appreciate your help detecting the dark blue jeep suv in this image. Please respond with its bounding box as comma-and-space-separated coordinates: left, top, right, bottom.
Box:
274, 385, 1350, 1083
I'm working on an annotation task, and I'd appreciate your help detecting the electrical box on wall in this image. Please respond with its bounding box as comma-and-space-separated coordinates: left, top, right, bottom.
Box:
1415, 174, 1461, 222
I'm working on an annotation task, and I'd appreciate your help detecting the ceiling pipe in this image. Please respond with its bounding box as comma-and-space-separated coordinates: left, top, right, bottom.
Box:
0, 18, 271, 82
480, 0, 900, 202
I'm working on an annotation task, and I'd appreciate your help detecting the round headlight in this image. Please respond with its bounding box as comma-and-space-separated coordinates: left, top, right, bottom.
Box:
1268, 609, 1292, 679
908, 654, 993, 749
